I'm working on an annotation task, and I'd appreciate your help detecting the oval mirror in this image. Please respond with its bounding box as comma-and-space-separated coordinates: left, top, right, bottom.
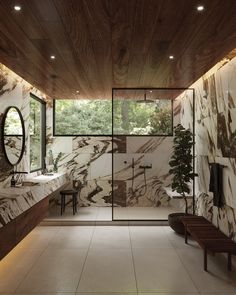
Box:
1, 106, 25, 166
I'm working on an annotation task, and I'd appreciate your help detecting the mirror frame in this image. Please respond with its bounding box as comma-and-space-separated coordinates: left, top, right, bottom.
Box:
1, 106, 26, 166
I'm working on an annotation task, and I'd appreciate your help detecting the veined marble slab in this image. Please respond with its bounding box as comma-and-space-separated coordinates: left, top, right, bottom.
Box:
0, 173, 67, 227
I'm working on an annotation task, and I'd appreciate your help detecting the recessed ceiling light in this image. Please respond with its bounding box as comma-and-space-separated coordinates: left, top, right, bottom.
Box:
197, 5, 204, 11
50, 55, 56, 60
14, 5, 21, 11
76, 90, 80, 93
169, 55, 174, 60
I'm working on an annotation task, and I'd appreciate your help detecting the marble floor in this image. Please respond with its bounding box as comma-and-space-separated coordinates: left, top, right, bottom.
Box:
46, 202, 183, 221
1, 225, 236, 294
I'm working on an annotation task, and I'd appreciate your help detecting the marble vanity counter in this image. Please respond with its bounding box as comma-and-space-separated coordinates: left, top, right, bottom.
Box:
0, 173, 67, 228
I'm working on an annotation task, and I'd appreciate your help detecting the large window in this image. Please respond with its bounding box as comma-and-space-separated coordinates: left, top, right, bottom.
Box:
113, 99, 173, 135
54, 97, 173, 136
30, 94, 46, 171
54, 100, 112, 135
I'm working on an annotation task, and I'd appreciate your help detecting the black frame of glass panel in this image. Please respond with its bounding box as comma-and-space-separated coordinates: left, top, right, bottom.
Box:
30, 93, 46, 172
112, 87, 195, 221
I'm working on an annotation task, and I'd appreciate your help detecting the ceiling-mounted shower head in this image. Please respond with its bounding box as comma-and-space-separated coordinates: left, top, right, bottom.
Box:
136, 92, 155, 104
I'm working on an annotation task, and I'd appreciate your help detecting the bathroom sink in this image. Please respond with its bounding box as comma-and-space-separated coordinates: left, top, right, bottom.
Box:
22, 181, 40, 186
26, 173, 62, 183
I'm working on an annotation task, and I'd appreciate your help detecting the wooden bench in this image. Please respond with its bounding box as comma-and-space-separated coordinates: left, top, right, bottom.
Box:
181, 216, 236, 271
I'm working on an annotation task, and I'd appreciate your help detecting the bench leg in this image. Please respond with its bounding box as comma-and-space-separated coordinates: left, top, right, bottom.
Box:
204, 248, 208, 271
73, 196, 75, 215
185, 226, 188, 244
61, 195, 64, 215
228, 253, 232, 271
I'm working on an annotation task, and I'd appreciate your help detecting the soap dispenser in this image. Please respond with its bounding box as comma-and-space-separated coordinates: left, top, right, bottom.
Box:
10, 173, 16, 187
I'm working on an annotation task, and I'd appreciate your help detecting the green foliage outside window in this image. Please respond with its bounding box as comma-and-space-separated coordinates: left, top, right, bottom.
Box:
54, 99, 172, 136
113, 99, 172, 135
55, 100, 112, 135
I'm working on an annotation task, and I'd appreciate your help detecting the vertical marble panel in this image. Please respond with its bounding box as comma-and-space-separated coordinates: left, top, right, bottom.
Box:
113, 180, 126, 207
217, 110, 236, 157
79, 180, 112, 207
113, 136, 126, 153
113, 153, 145, 181
90, 153, 112, 180
180, 53, 236, 240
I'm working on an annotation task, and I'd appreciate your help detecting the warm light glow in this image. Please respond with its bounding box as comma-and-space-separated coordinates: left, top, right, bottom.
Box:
50, 55, 56, 60
14, 5, 21, 11
169, 55, 174, 60
76, 90, 80, 93
197, 5, 204, 11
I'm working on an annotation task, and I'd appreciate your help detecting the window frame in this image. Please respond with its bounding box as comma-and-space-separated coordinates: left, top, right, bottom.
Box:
112, 98, 174, 137
53, 96, 174, 137
30, 93, 46, 172
53, 99, 113, 136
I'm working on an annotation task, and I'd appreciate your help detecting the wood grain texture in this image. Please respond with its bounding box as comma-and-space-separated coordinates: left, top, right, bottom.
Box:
0, 196, 49, 260
0, 0, 236, 99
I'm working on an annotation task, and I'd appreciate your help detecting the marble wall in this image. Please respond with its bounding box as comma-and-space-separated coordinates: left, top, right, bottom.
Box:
179, 50, 236, 241
0, 61, 194, 211
0, 63, 46, 187
47, 98, 190, 208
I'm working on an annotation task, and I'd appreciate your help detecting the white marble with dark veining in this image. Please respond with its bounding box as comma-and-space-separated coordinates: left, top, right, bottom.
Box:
0, 173, 67, 227
180, 54, 236, 241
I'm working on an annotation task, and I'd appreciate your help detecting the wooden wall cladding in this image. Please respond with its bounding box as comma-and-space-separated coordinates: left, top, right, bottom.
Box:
0, 196, 49, 260
0, 0, 236, 100
0, 220, 16, 260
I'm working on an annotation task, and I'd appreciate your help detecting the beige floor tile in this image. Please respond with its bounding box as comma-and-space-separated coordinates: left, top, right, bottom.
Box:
177, 248, 236, 293
14, 293, 75, 295
0, 247, 44, 292
133, 248, 198, 292
163, 226, 199, 249
16, 248, 87, 293
77, 293, 137, 295
96, 207, 112, 221
47, 226, 94, 249
129, 226, 173, 249
77, 249, 136, 292
200, 293, 236, 295
47, 206, 98, 221
138, 293, 200, 295
90, 226, 131, 248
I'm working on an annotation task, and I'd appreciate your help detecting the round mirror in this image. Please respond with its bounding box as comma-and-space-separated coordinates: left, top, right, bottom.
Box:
1, 106, 25, 166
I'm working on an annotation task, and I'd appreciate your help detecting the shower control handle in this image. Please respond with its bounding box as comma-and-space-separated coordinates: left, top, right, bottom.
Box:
139, 164, 152, 169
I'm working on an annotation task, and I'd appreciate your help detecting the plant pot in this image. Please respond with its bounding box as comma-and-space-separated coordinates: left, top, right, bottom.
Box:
168, 212, 193, 235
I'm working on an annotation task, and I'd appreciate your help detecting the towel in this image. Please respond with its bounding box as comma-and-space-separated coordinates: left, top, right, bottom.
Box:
209, 163, 223, 207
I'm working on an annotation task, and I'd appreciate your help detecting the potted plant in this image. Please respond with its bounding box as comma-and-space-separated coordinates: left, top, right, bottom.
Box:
168, 124, 195, 234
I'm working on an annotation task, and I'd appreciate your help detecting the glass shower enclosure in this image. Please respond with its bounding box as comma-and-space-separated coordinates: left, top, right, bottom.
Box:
112, 88, 195, 220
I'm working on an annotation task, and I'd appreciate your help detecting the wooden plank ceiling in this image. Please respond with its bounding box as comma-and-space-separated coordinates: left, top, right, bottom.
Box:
0, 0, 236, 100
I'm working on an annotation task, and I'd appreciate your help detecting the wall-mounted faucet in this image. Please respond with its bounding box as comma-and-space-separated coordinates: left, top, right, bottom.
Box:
139, 164, 152, 169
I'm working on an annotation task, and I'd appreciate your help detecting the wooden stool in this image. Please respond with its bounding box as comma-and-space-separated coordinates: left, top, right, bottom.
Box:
60, 189, 78, 215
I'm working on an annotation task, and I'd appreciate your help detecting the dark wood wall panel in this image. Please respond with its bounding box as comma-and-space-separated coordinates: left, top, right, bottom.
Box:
0, 0, 236, 99
0, 197, 49, 260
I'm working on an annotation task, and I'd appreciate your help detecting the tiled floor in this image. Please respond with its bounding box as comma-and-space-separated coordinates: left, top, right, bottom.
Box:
46, 203, 184, 221
1, 225, 236, 294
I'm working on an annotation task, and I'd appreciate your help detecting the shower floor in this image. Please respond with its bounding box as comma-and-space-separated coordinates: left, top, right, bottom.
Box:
45, 203, 184, 222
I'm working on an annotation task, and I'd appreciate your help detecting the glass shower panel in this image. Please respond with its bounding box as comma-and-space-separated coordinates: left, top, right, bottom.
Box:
112, 88, 194, 220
